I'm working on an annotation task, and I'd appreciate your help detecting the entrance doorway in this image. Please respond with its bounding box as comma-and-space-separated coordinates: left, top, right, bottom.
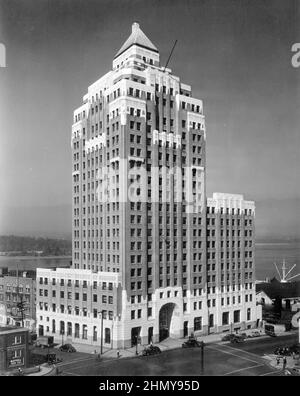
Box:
183, 321, 188, 337
159, 303, 180, 342
131, 327, 141, 347
38, 325, 44, 337
148, 327, 153, 344
209, 313, 214, 328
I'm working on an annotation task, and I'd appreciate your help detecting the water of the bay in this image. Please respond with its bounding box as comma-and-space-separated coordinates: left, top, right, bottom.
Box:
0, 241, 299, 281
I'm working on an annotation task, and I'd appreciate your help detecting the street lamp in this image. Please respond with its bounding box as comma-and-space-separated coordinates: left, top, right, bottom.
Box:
207, 308, 210, 335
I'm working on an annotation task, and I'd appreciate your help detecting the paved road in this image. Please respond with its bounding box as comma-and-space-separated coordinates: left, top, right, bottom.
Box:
224, 333, 298, 356
58, 333, 298, 376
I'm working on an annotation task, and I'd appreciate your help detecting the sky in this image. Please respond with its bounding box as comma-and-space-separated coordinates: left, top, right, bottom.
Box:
0, 0, 299, 239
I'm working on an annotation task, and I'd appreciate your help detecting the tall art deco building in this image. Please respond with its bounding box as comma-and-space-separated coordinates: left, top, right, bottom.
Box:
36, 23, 260, 348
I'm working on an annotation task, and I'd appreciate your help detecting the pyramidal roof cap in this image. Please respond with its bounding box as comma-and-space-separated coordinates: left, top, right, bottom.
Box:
114, 22, 159, 59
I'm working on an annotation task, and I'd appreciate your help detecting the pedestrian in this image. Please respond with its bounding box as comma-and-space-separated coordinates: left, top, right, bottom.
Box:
276, 356, 280, 366
117, 350, 120, 358
283, 357, 287, 370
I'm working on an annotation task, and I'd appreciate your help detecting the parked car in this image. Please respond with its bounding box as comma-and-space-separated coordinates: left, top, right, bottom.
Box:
142, 345, 161, 356
230, 335, 245, 344
36, 336, 54, 349
250, 331, 261, 338
221, 333, 236, 342
59, 343, 76, 353
239, 333, 248, 339
46, 353, 63, 364
182, 337, 204, 348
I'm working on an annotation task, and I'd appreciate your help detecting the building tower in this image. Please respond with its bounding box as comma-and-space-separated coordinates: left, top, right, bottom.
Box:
36, 23, 260, 349
71, 22, 206, 346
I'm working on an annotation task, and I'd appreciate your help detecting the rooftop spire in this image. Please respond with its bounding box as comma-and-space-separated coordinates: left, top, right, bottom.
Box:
132, 22, 140, 33
114, 22, 158, 59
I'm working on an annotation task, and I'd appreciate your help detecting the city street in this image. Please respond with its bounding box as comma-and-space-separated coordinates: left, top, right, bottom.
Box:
57, 333, 298, 376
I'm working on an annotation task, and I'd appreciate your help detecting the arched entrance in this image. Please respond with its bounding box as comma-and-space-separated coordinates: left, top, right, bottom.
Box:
159, 303, 181, 342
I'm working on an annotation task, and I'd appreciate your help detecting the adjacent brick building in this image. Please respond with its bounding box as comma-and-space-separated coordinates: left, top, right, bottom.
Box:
206, 193, 258, 332
0, 271, 36, 330
0, 327, 29, 372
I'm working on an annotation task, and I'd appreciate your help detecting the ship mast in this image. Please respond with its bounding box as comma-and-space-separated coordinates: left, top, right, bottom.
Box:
273, 260, 300, 283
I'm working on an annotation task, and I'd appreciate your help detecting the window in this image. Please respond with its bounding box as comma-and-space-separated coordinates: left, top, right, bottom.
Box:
247, 308, 251, 321
93, 326, 97, 342
234, 310, 240, 323
14, 336, 22, 345
194, 317, 202, 331
105, 328, 111, 344
82, 325, 88, 339
67, 322, 72, 336
13, 349, 22, 358
75, 323, 80, 338
222, 312, 229, 325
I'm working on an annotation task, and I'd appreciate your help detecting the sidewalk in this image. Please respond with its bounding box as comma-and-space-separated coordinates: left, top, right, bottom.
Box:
69, 331, 226, 359
69, 328, 269, 360
27, 364, 55, 376
0, 364, 56, 377
24, 329, 299, 375
264, 354, 300, 374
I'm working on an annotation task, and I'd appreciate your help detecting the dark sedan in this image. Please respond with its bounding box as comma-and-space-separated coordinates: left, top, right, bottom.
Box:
182, 338, 204, 348
230, 335, 245, 344
142, 345, 162, 356
221, 333, 236, 342
59, 343, 77, 353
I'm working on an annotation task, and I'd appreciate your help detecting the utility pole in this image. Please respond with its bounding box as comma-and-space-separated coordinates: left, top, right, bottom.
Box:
200, 342, 204, 374
61, 328, 64, 346
207, 308, 210, 335
16, 262, 25, 328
